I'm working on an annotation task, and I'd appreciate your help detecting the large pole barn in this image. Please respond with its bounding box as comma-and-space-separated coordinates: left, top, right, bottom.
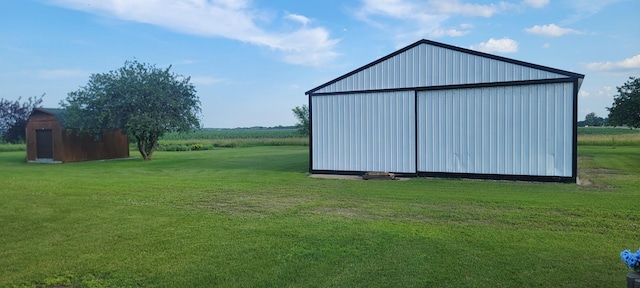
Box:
306, 39, 584, 182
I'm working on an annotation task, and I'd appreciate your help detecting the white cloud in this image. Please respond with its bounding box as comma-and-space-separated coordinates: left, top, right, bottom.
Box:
524, 24, 584, 37
562, 0, 625, 24
459, 23, 474, 29
190, 76, 226, 85
597, 86, 613, 98
542, 43, 550, 48
586, 54, 640, 72
286, 13, 310, 26
579, 90, 589, 98
430, 28, 470, 37
47, 0, 338, 66
522, 0, 549, 8
37, 69, 89, 79
356, 0, 501, 42
429, 0, 500, 17
469, 37, 519, 53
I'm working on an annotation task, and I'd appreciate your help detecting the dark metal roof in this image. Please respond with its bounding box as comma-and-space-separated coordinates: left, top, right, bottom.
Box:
31, 108, 66, 121
306, 39, 585, 95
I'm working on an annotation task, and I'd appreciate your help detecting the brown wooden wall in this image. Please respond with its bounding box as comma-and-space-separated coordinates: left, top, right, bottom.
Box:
59, 129, 130, 162
26, 111, 130, 162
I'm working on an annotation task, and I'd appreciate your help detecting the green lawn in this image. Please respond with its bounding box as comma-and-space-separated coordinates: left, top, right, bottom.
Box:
1, 146, 639, 287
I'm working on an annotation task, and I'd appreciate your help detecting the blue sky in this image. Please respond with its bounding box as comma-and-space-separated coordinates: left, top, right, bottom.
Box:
1, 0, 638, 128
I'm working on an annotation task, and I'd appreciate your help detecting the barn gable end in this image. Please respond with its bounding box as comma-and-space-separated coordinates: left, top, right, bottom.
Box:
306, 39, 584, 182
308, 40, 582, 95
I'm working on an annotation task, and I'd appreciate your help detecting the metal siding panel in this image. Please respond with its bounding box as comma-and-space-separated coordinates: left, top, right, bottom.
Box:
474, 55, 483, 83
421, 44, 428, 87
311, 92, 416, 173
408, 51, 414, 87
537, 85, 547, 175
377, 62, 384, 90
417, 82, 573, 176
380, 61, 387, 90
527, 86, 535, 173
438, 48, 445, 85
513, 86, 522, 174
467, 54, 475, 83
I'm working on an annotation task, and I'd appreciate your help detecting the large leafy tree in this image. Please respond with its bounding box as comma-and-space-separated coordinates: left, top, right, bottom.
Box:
584, 112, 605, 127
292, 104, 309, 136
61, 60, 201, 160
0, 94, 44, 143
607, 77, 640, 129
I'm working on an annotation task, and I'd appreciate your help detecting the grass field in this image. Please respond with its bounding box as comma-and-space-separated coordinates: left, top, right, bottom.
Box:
577, 127, 640, 146
1, 144, 639, 287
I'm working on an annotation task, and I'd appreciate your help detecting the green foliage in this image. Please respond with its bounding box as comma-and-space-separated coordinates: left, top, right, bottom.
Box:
60, 60, 201, 160
1, 146, 639, 287
156, 142, 214, 151
0, 94, 44, 143
161, 128, 300, 140
607, 77, 640, 129
583, 112, 606, 127
0, 143, 26, 152
156, 138, 307, 150
292, 105, 309, 136
190, 143, 203, 150
42, 274, 72, 287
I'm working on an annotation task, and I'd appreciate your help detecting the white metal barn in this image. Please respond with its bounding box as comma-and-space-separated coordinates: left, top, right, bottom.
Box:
306, 39, 585, 182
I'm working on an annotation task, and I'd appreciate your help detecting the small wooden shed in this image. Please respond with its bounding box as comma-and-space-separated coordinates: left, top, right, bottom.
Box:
25, 108, 130, 163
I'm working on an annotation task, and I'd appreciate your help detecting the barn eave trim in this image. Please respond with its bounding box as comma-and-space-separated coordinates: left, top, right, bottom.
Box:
308, 77, 577, 96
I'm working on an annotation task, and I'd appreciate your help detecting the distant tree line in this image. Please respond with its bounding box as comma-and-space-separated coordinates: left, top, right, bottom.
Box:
577, 112, 607, 127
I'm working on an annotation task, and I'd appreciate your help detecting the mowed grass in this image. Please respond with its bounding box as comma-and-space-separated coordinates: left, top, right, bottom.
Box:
1, 146, 639, 287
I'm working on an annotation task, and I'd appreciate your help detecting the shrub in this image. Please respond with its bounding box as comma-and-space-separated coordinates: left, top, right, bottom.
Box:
190, 143, 203, 151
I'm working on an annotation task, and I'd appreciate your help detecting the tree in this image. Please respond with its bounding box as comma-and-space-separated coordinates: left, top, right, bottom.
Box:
61, 60, 201, 160
0, 94, 44, 143
607, 77, 640, 129
584, 112, 605, 127
292, 104, 309, 136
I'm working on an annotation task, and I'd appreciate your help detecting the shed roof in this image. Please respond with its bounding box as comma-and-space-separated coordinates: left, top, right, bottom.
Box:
30, 108, 66, 121
307, 39, 584, 95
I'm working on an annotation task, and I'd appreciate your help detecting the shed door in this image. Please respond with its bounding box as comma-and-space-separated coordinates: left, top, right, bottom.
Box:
36, 130, 53, 159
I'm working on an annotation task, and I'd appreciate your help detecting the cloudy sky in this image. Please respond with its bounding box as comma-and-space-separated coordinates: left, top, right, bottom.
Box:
1, 0, 638, 128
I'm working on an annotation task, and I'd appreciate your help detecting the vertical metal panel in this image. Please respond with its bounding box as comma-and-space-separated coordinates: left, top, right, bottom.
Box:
311, 91, 416, 173
417, 82, 573, 177
314, 43, 568, 93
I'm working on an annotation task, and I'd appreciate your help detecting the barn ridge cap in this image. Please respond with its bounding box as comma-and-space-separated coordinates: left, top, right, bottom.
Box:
306, 39, 585, 95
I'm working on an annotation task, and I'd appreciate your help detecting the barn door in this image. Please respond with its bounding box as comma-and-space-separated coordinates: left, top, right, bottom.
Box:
36, 129, 53, 159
